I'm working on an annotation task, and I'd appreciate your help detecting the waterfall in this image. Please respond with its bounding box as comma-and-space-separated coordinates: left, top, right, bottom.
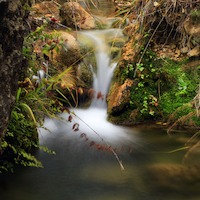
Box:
78, 29, 124, 108
40, 28, 137, 147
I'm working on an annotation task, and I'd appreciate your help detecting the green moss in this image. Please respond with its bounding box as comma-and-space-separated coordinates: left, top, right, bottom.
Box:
109, 38, 126, 48
191, 9, 200, 23
78, 34, 95, 55
95, 21, 108, 29
77, 62, 93, 88
112, 46, 200, 124
107, 108, 135, 125
111, 47, 121, 59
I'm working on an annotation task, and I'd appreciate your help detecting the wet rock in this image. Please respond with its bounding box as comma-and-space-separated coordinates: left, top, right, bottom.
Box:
111, 47, 121, 59
77, 33, 95, 55
76, 62, 93, 89
107, 79, 135, 115
59, 2, 95, 30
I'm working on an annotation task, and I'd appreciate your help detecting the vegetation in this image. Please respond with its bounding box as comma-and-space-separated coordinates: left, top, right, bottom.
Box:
108, 0, 200, 162
0, 22, 75, 173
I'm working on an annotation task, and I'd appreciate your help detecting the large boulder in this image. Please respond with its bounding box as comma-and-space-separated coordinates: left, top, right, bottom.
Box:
59, 2, 95, 29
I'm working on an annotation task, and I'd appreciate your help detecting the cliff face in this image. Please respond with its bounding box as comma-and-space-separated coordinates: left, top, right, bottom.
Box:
0, 0, 30, 142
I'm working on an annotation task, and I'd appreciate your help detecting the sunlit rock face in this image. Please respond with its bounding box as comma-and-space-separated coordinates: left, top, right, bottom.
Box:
0, 0, 30, 141
59, 2, 95, 29
107, 79, 135, 115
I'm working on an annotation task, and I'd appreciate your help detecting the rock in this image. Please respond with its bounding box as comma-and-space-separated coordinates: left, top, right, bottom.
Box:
187, 45, 200, 57
170, 44, 176, 49
184, 18, 200, 43
59, 2, 95, 29
111, 47, 121, 59
32, 1, 59, 14
109, 38, 126, 48
123, 22, 139, 37
145, 164, 200, 192
76, 62, 93, 89
180, 47, 188, 54
160, 52, 174, 59
77, 33, 95, 55
107, 79, 135, 115
174, 48, 180, 57
52, 31, 82, 68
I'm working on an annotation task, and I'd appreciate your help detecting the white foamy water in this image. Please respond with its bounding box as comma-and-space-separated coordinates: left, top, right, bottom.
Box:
39, 29, 138, 149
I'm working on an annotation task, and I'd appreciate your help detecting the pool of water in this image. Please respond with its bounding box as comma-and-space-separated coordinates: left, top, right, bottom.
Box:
1, 109, 200, 200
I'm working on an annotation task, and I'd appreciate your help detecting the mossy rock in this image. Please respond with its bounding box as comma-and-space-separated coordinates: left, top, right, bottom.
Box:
77, 34, 95, 55
108, 44, 200, 125
109, 38, 126, 48
76, 61, 93, 89
111, 47, 121, 59
95, 21, 109, 30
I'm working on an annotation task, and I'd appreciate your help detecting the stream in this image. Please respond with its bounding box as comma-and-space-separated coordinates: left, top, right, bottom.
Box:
1, 1, 200, 200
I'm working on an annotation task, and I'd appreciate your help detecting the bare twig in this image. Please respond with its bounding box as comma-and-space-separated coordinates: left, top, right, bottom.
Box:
74, 113, 125, 171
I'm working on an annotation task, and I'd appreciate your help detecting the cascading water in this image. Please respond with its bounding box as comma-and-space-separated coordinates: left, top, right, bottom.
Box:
50, 29, 139, 147
80, 29, 119, 108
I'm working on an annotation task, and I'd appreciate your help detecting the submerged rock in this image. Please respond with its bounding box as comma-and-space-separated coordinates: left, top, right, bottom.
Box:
145, 164, 200, 193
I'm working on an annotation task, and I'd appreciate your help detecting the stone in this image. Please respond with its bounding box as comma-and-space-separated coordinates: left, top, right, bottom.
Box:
180, 47, 188, 54
59, 2, 95, 30
170, 44, 176, 49
174, 48, 180, 57
47, 31, 82, 69
187, 45, 200, 57
32, 1, 59, 14
107, 79, 135, 115
184, 18, 200, 42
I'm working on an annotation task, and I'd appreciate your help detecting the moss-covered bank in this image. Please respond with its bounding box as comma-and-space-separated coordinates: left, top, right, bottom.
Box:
107, 0, 200, 126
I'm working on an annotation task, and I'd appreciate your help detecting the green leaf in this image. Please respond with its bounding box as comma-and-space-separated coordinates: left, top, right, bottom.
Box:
139, 67, 144, 72
11, 111, 19, 120
42, 49, 50, 55
19, 102, 37, 124
55, 45, 59, 54
61, 44, 68, 52
16, 87, 21, 102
